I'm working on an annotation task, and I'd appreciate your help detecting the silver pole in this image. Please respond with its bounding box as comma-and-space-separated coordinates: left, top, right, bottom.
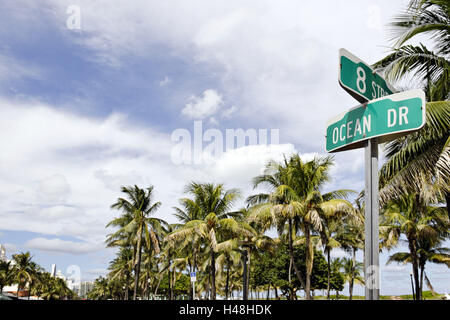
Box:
364, 138, 380, 300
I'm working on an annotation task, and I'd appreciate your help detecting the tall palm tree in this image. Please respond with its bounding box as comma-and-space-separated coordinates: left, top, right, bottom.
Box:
108, 247, 133, 300
166, 182, 253, 299
320, 217, 344, 300
215, 239, 241, 300
336, 193, 365, 300
387, 237, 449, 298
110, 185, 164, 300
38, 272, 61, 300
173, 198, 203, 298
0, 260, 15, 294
247, 154, 354, 300
88, 277, 111, 300
380, 191, 449, 300
160, 223, 182, 300
374, 0, 449, 99
374, 0, 450, 215
340, 257, 364, 300
12, 252, 34, 298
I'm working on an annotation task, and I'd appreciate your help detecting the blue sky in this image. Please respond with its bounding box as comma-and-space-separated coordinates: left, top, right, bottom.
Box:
0, 0, 448, 296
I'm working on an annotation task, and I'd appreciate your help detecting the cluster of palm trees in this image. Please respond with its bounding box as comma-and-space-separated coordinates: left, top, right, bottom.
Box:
0, 252, 74, 300
92, 155, 362, 300
88, 0, 449, 301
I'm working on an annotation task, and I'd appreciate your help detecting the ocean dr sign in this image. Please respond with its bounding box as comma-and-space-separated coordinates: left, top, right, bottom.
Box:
326, 89, 426, 153
339, 48, 396, 103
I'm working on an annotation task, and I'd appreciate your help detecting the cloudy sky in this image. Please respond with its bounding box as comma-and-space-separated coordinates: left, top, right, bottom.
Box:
0, 0, 448, 295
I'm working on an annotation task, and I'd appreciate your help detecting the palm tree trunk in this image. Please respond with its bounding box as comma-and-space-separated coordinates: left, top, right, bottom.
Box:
225, 262, 230, 300
210, 250, 216, 300
288, 256, 292, 287
304, 223, 313, 300
326, 248, 331, 300
154, 276, 162, 298
168, 268, 172, 300
133, 227, 143, 300
349, 248, 356, 300
125, 270, 130, 300
287, 219, 307, 296
247, 246, 251, 298
408, 237, 421, 300
424, 272, 437, 295
143, 273, 149, 300
273, 284, 278, 299
419, 262, 425, 300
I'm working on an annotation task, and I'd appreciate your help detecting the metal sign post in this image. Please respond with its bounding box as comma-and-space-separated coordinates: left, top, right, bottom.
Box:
330, 49, 426, 300
190, 272, 196, 300
364, 138, 380, 300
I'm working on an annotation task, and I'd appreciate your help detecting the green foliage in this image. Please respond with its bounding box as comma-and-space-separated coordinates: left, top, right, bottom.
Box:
158, 273, 190, 297
251, 244, 344, 294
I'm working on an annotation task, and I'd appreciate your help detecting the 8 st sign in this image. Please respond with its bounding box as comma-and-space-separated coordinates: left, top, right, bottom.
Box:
339, 48, 396, 103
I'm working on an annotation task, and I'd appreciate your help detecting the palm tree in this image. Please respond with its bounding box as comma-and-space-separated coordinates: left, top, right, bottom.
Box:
380, 191, 449, 300
215, 239, 241, 300
110, 185, 164, 300
340, 257, 364, 300
160, 223, 181, 300
374, 0, 450, 215
336, 193, 365, 300
12, 252, 34, 298
108, 247, 133, 300
387, 237, 449, 298
247, 154, 354, 300
0, 260, 15, 294
320, 217, 344, 300
374, 0, 449, 99
26, 261, 41, 300
88, 277, 110, 300
166, 182, 253, 299
38, 272, 61, 300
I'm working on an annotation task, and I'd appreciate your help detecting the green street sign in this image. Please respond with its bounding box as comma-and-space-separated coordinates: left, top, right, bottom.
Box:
326, 89, 426, 153
339, 48, 396, 103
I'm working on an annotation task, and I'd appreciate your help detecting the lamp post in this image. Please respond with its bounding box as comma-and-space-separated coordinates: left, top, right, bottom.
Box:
410, 272, 415, 300
242, 248, 248, 300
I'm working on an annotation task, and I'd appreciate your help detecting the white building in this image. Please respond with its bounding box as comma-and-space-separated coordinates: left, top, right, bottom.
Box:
0, 244, 6, 261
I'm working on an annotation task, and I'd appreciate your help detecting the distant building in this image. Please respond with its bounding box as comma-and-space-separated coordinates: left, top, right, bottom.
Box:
0, 244, 6, 261
72, 281, 94, 298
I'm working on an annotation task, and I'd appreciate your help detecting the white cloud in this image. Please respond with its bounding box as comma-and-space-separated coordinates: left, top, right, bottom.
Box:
0, 98, 174, 243
0, 97, 306, 245
7, 0, 409, 150
24, 237, 102, 255
0, 53, 42, 84
35, 174, 71, 204
182, 89, 223, 119
222, 105, 238, 119
208, 117, 219, 126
